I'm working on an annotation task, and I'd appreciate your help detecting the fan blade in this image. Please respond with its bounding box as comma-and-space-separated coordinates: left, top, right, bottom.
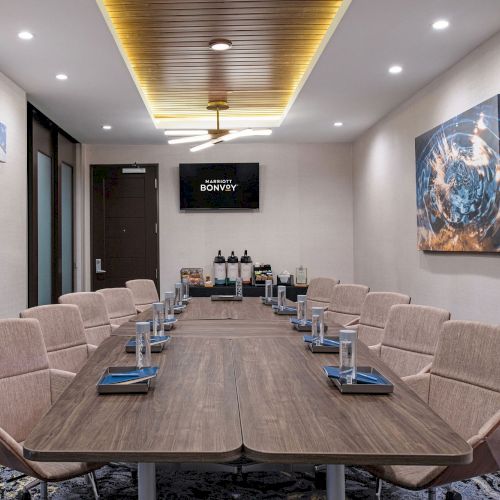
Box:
190, 139, 216, 152
168, 134, 212, 145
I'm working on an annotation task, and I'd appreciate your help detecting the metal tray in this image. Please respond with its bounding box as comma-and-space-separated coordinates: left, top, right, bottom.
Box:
273, 307, 297, 316
261, 298, 277, 306
308, 338, 339, 353
148, 319, 177, 331
174, 305, 186, 314
125, 336, 170, 353
97, 366, 152, 394
327, 366, 394, 394
211, 295, 243, 301
292, 322, 329, 333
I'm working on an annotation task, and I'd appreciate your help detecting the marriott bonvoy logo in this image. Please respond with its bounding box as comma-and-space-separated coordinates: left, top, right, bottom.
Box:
200, 179, 239, 192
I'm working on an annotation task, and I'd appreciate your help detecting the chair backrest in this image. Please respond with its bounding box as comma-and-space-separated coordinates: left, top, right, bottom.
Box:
429, 320, 500, 441
0, 319, 52, 442
306, 278, 339, 308
380, 304, 450, 378
357, 292, 411, 346
59, 292, 113, 346
20, 304, 89, 373
126, 279, 159, 309
97, 287, 137, 326
326, 284, 370, 326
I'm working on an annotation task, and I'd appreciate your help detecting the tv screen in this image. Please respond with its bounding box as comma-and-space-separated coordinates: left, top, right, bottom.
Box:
179, 163, 259, 210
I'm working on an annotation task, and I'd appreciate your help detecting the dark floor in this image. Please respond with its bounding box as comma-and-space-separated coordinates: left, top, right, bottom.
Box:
1, 464, 500, 499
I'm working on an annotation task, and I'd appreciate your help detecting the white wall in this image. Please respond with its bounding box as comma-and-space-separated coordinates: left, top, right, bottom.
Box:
0, 72, 27, 317
83, 142, 353, 290
353, 32, 500, 324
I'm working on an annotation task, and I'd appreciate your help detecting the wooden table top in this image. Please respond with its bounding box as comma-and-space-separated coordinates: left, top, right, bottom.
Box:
24, 298, 472, 466
233, 336, 471, 465
24, 336, 242, 463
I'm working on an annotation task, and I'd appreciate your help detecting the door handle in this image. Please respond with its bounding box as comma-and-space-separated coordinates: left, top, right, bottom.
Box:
95, 258, 107, 274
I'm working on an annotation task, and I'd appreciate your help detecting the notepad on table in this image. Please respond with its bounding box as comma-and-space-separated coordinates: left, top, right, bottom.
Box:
100, 366, 159, 386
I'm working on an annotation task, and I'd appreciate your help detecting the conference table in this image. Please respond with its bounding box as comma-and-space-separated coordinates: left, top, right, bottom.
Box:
24, 297, 472, 500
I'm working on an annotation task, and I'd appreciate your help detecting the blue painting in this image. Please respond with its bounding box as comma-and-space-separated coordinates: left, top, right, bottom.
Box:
0, 122, 6, 163
415, 95, 500, 252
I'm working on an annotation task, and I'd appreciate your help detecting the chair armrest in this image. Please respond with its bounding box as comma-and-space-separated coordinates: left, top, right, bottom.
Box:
111, 323, 121, 331
368, 343, 381, 357
49, 369, 76, 403
87, 344, 98, 355
401, 373, 431, 402
468, 410, 500, 450
0, 427, 35, 477
416, 362, 433, 375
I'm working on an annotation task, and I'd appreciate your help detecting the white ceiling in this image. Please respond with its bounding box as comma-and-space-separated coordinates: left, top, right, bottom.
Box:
1, 0, 500, 144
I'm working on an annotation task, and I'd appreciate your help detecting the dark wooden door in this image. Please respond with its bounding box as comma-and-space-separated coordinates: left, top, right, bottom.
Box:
91, 164, 159, 291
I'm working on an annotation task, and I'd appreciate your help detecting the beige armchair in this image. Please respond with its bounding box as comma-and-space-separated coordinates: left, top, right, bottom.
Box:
59, 291, 114, 346
97, 287, 137, 326
20, 304, 95, 374
0, 318, 100, 500
306, 277, 339, 310
125, 279, 159, 313
366, 320, 500, 499
357, 292, 411, 346
324, 283, 370, 326
369, 304, 450, 378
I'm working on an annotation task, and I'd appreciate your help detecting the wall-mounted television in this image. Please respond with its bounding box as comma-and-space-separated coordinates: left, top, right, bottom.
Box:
179, 163, 259, 210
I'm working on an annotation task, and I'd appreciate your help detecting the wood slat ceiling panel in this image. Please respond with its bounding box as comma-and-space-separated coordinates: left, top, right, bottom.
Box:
100, 0, 344, 121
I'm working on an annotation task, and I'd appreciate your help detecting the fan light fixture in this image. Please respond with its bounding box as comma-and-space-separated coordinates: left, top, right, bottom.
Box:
165, 101, 272, 152
209, 39, 232, 51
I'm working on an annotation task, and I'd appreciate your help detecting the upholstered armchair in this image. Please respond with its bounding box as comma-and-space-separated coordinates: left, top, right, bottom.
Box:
305, 277, 339, 310
324, 283, 370, 327
125, 279, 159, 313
97, 287, 137, 326
366, 320, 500, 499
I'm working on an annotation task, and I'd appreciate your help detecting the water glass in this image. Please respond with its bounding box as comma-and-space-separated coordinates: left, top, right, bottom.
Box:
136, 321, 151, 369
311, 306, 325, 345
164, 291, 175, 320
277, 285, 286, 311
265, 279, 273, 300
235, 277, 243, 297
174, 282, 182, 306
182, 277, 190, 300
340, 329, 358, 384
296, 294, 307, 325
152, 302, 165, 337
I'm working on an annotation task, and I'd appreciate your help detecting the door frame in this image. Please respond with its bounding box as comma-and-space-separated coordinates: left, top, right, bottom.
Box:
89, 164, 160, 292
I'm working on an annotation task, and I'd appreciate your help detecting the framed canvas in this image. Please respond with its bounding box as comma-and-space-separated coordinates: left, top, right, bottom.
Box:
415, 95, 500, 252
0, 122, 6, 163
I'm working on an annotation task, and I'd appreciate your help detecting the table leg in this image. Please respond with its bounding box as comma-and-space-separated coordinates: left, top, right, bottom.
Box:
326, 464, 345, 500
138, 463, 156, 500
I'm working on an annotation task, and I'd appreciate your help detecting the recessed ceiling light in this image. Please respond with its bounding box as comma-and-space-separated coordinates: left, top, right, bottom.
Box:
334, 122, 343, 127
164, 130, 208, 136
432, 19, 450, 30
102, 125, 112, 130
56, 73, 68, 80
388, 65, 403, 75
209, 39, 232, 51
18, 31, 34, 40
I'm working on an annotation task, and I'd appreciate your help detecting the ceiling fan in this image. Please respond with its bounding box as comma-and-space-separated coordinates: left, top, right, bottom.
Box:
164, 101, 272, 152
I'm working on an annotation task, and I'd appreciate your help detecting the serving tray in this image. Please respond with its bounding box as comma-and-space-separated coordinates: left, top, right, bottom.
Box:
97, 366, 158, 394
323, 365, 394, 394
211, 295, 243, 301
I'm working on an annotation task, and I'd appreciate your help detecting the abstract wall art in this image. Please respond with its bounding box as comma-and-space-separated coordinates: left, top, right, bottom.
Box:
0, 122, 6, 163
415, 95, 500, 252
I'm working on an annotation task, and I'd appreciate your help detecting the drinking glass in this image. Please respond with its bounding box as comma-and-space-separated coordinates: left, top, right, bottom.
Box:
164, 291, 175, 320
277, 285, 286, 311
174, 282, 182, 306
340, 329, 358, 384
136, 321, 151, 369
296, 294, 307, 325
152, 302, 165, 337
265, 279, 273, 301
182, 277, 190, 300
235, 277, 243, 297
311, 306, 325, 345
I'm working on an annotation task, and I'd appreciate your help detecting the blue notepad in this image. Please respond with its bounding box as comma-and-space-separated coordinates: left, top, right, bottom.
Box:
290, 317, 311, 325
101, 366, 159, 385
303, 335, 339, 347
126, 335, 171, 347
323, 366, 388, 385
272, 305, 297, 312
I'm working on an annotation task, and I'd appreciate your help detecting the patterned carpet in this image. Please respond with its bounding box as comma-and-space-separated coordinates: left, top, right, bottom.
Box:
1, 464, 499, 499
